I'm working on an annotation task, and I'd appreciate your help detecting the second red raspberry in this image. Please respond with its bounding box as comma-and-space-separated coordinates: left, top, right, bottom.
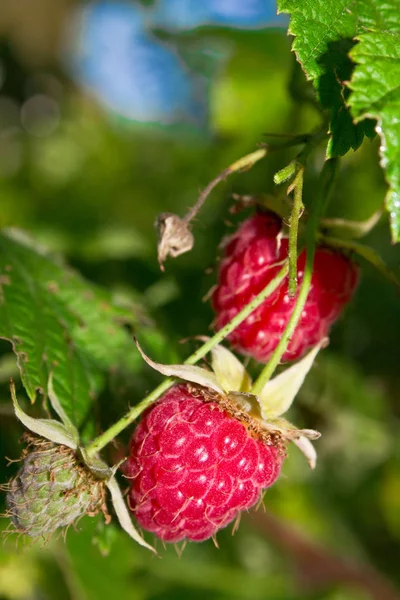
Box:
212, 212, 359, 362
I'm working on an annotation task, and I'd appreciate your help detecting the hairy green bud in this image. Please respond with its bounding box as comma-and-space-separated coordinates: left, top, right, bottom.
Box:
6, 435, 107, 538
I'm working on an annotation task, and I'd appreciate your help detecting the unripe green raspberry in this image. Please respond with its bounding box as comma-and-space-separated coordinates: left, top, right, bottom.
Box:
6, 435, 107, 538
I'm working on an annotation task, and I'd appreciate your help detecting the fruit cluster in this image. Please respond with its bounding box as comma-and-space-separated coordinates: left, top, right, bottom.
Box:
127, 211, 359, 544
5, 211, 359, 545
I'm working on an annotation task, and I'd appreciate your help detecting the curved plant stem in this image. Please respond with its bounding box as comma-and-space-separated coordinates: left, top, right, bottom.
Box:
250, 254, 314, 396
287, 167, 304, 297
274, 160, 297, 185
319, 233, 400, 291
85, 262, 289, 458
184, 133, 318, 225
273, 131, 329, 300
320, 209, 382, 239
184, 148, 268, 224
85, 378, 173, 459
251, 159, 338, 396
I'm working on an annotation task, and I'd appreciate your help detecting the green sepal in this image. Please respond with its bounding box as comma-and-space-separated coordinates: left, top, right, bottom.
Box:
11, 381, 79, 450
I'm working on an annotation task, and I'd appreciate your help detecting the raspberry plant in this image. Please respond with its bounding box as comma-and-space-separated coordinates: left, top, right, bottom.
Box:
1, 0, 400, 597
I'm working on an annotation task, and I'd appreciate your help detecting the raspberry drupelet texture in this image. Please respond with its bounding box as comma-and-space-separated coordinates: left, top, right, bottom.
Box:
212, 211, 359, 362
6, 435, 106, 537
126, 384, 282, 543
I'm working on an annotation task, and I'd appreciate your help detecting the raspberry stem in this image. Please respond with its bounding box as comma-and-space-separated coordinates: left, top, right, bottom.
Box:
274, 160, 297, 185
287, 166, 304, 297
251, 159, 339, 395
185, 134, 317, 225
274, 130, 328, 299
84, 262, 289, 458
184, 148, 268, 224
318, 233, 400, 291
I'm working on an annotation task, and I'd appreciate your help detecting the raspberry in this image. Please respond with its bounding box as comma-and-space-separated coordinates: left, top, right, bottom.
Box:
6, 435, 106, 538
127, 384, 282, 543
212, 211, 359, 362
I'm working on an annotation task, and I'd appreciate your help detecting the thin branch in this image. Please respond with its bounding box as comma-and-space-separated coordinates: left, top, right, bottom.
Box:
84, 262, 289, 458
251, 159, 338, 394
319, 233, 400, 292
183, 148, 268, 224
287, 167, 304, 297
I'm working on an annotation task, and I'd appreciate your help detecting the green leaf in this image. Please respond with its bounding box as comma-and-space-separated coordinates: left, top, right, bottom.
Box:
277, 0, 399, 156
278, 1, 355, 81
0, 229, 142, 428
348, 31, 400, 242
278, 1, 358, 156
326, 101, 367, 157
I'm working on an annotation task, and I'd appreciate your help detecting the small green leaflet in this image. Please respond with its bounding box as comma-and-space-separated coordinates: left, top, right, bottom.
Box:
278, 0, 400, 239
278, 0, 400, 158
278, 0, 400, 81
278, 0, 356, 81
278, 0, 365, 157
0, 229, 142, 428
348, 31, 400, 243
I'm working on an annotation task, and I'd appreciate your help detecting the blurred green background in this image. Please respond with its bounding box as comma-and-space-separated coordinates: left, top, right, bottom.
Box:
0, 1, 399, 599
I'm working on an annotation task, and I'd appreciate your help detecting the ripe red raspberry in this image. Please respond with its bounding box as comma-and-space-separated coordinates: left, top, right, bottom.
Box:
126, 384, 282, 543
212, 211, 359, 362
